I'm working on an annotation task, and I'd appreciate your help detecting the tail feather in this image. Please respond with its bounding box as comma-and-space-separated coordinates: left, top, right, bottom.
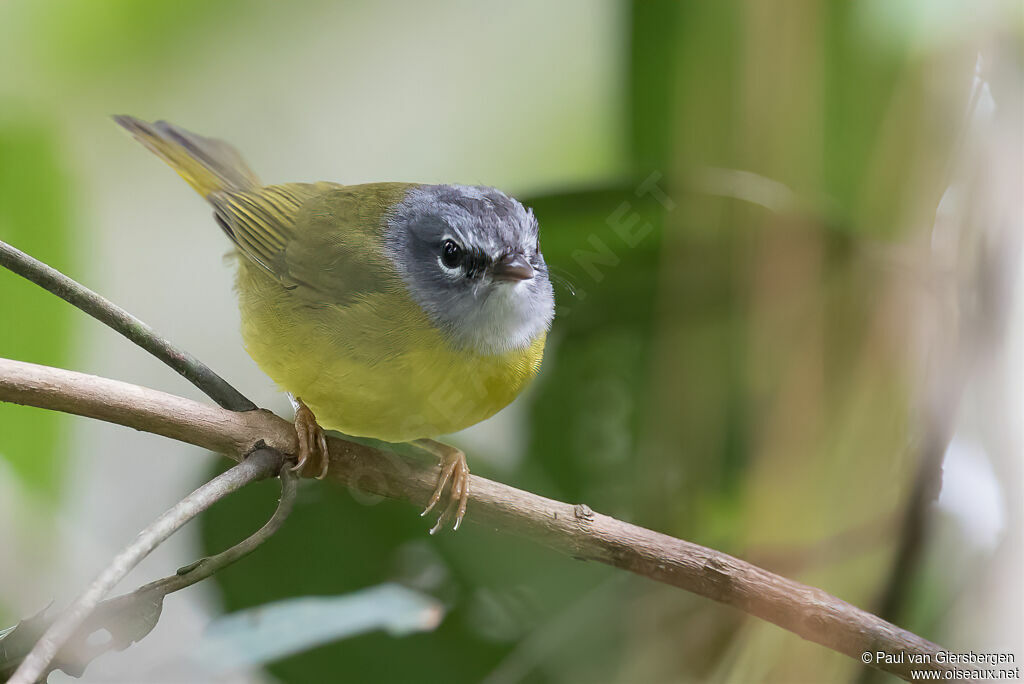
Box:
114, 115, 260, 197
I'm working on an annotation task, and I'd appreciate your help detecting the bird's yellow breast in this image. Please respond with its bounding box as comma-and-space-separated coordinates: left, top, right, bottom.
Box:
235, 260, 545, 442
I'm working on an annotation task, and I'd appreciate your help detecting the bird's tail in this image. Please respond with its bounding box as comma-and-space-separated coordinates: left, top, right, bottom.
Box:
114, 115, 260, 197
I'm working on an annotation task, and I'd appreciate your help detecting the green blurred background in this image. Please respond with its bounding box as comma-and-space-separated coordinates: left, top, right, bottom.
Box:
1, 1, 1021, 682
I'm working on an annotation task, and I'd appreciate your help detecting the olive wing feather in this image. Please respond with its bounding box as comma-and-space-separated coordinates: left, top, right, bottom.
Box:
209, 182, 415, 303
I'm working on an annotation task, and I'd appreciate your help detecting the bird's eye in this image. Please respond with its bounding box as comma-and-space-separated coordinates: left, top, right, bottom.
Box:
441, 239, 463, 269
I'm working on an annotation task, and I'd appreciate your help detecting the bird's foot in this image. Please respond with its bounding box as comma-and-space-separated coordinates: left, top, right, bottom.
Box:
290, 397, 329, 479
416, 439, 469, 534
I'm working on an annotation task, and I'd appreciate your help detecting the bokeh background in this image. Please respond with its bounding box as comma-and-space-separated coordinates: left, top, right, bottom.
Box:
1, 1, 1021, 682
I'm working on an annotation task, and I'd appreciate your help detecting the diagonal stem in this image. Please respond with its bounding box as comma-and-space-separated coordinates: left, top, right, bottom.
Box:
0, 238, 255, 412
6, 448, 283, 684
0, 463, 297, 679
144, 464, 298, 596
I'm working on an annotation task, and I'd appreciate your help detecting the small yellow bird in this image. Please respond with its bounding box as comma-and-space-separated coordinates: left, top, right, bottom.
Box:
116, 116, 554, 532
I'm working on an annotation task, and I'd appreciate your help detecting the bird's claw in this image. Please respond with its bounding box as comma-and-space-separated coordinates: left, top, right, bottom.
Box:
291, 398, 329, 479
418, 441, 469, 534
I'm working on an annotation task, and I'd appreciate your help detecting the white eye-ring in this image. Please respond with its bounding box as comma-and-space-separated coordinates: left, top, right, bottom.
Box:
438, 238, 464, 277
437, 254, 462, 277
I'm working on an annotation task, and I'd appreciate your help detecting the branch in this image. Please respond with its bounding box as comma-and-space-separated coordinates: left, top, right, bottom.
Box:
0, 239, 255, 412
0, 463, 297, 680
6, 447, 285, 684
143, 463, 298, 596
0, 358, 965, 682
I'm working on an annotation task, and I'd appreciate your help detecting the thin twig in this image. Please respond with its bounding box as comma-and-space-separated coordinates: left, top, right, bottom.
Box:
0, 358, 967, 682
143, 464, 298, 596
7, 448, 283, 684
0, 238, 255, 412
0, 465, 297, 679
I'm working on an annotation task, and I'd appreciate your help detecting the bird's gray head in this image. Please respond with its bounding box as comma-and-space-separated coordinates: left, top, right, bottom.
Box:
385, 184, 555, 355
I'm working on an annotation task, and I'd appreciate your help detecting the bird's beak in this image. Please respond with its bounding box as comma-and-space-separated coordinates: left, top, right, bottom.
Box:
491, 253, 535, 282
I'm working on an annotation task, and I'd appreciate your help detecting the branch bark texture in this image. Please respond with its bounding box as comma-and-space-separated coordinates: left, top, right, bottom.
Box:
0, 357, 962, 682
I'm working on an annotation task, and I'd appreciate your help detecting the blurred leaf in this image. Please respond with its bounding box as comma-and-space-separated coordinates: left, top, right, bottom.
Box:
0, 605, 50, 682
0, 113, 74, 498
822, 2, 914, 235
629, 0, 682, 173
201, 473, 516, 683
0, 589, 162, 680
193, 584, 442, 674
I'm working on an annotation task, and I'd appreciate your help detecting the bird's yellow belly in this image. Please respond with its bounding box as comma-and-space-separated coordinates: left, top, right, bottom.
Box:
295, 341, 543, 441
235, 264, 545, 442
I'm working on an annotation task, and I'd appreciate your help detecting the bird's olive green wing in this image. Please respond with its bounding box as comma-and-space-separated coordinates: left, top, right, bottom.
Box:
209, 183, 314, 282
209, 182, 417, 302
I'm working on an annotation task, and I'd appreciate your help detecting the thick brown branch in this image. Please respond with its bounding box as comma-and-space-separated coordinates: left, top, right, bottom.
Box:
0, 357, 962, 682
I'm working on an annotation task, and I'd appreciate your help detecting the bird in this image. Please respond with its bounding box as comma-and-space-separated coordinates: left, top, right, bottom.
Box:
115, 116, 555, 533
